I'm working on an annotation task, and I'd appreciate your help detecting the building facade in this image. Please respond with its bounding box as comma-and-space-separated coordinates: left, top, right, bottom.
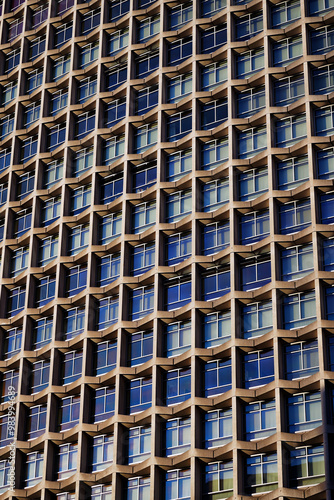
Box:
0, 0, 333, 498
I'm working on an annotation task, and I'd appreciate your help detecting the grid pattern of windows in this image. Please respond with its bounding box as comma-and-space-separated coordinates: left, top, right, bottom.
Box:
0, 1, 333, 498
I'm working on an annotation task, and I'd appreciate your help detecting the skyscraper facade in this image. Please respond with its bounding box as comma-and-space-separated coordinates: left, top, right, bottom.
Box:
0, 0, 334, 498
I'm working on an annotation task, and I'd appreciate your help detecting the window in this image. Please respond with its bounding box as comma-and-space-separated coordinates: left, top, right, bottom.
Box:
131, 243, 155, 276
284, 290, 316, 328
64, 306, 85, 340
166, 150, 192, 181
2, 370, 19, 403
36, 275, 56, 307
6, 49, 20, 73
33, 317, 53, 349
167, 112, 192, 142
31, 5, 48, 28
166, 190, 192, 222
0, 460, 10, 493
80, 42, 99, 68
135, 50, 159, 79
106, 63, 127, 91
245, 453, 278, 495
68, 225, 89, 256
323, 238, 334, 270
274, 75, 304, 107
313, 64, 334, 95
201, 0, 226, 17
44, 160, 63, 188
277, 156, 309, 190
130, 286, 154, 320
138, 16, 160, 42
31, 360, 50, 394
273, 36, 303, 66
239, 168, 268, 201
14, 208, 32, 238
127, 426, 151, 464
165, 321, 191, 357
70, 185, 91, 215
309, 0, 334, 15
11, 246, 29, 277
204, 359, 232, 397
241, 301, 272, 339
235, 13, 263, 41
201, 179, 228, 212
0, 149, 11, 172
279, 199, 311, 234
238, 127, 267, 159
59, 395, 80, 431
78, 77, 97, 104
201, 139, 228, 171
91, 485, 112, 500
243, 350, 275, 389
317, 147, 334, 179
42, 197, 61, 227
48, 124, 66, 151
110, 0, 129, 21
165, 232, 191, 266
201, 100, 228, 130
53, 55, 70, 81
245, 401, 276, 441
165, 469, 191, 500
27, 69, 43, 93
128, 377, 152, 414
76, 111, 95, 139
201, 61, 227, 90
8, 286, 26, 317
136, 85, 158, 115
81, 9, 100, 35
91, 435, 113, 472
55, 22, 73, 47
276, 114, 307, 147
101, 173, 123, 205
27, 405, 47, 440
285, 340, 319, 379
128, 331, 153, 366
104, 99, 126, 129
204, 461, 233, 499
103, 135, 125, 163
21, 137, 38, 163
237, 87, 265, 118
167, 74, 191, 104
271, 0, 300, 28
131, 202, 156, 233
98, 254, 120, 287
202, 266, 230, 301
58, 443, 78, 480
239, 210, 269, 245
165, 368, 191, 406
240, 256, 271, 291
236, 49, 264, 78
288, 392, 322, 433
165, 276, 191, 311
127, 477, 150, 500
25, 452, 43, 488
95, 340, 117, 375
201, 26, 227, 55
51, 89, 68, 116
2, 81, 17, 105
97, 296, 119, 330
289, 445, 325, 487
39, 235, 58, 266
4, 328, 21, 359
63, 350, 82, 385
202, 221, 229, 256
94, 387, 115, 422
281, 245, 313, 281
165, 417, 191, 456
8, 18, 23, 41
134, 123, 158, 153
168, 3, 192, 29
329, 336, 334, 369
168, 37, 192, 65
204, 409, 232, 448
99, 213, 122, 244
321, 192, 334, 224
132, 161, 157, 192
0, 183, 7, 207
0, 114, 14, 140
311, 26, 334, 55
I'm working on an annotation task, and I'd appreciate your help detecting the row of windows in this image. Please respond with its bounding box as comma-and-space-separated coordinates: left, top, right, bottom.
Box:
0, 337, 331, 403
0, 444, 326, 494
